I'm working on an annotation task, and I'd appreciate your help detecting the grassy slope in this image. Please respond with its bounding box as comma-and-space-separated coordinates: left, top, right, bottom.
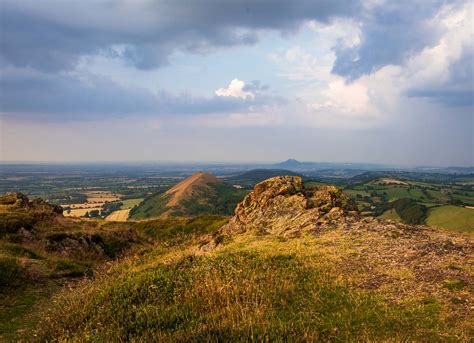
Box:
37, 222, 472, 341
378, 208, 402, 222
178, 183, 246, 216
130, 193, 170, 219
0, 201, 144, 340
120, 198, 143, 210
427, 205, 474, 232
131, 184, 246, 219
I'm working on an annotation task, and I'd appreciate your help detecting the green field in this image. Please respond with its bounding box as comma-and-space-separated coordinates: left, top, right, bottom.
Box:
381, 187, 412, 200
120, 198, 143, 210
343, 189, 371, 197
451, 193, 474, 206
426, 206, 474, 233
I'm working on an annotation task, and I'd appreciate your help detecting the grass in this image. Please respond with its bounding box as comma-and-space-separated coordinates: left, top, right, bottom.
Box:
54, 259, 90, 277
0, 212, 36, 235
1, 243, 41, 259
451, 193, 474, 206
179, 183, 246, 216
427, 205, 474, 232
131, 215, 228, 245
0, 283, 60, 341
426, 190, 450, 202
63, 207, 102, 217
130, 193, 169, 219
131, 184, 246, 218
380, 187, 412, 200
120, 198, 143, 210
442, 278, 466, 291
0, 257, 24, 289
37, 235, 456, 342
105, 209, 130, 221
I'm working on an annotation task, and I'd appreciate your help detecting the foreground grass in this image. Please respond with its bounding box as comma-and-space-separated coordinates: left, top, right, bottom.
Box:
427, 205, 474, 232
37, 233, 463, 341
0, 282, 60, 341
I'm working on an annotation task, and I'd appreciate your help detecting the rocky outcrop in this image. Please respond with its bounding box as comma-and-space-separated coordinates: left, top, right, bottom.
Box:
0, 193, 63, 233
220, 176, 357, 237
0, 192, 63, 216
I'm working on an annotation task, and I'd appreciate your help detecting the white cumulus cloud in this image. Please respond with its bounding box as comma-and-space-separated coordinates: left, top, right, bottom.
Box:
215, 79, 254, 99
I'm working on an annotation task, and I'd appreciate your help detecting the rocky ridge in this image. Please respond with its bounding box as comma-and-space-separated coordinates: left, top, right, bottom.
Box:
220, 176, 357, 237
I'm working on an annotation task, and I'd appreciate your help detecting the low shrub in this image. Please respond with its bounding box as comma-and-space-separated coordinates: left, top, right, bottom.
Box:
0, 212, 36, 235
0, 257, 24, 289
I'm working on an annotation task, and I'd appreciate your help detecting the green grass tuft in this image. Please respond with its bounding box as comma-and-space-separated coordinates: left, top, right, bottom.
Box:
54, 260, 90, 277
1, 243, 41, 259
442, 278, 466, 291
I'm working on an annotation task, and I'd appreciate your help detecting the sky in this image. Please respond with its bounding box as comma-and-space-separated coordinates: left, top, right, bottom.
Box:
0, 0, 472, 166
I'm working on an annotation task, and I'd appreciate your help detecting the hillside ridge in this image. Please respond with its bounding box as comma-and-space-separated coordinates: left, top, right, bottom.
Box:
131, 171, 245, 218
165, 171, 222, 208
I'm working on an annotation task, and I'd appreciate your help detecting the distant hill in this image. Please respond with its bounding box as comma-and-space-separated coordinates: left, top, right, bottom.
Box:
272, 159, 305, 169
226, 169, 302, 187
270, 159, 388, 173
130, 172, 246, 218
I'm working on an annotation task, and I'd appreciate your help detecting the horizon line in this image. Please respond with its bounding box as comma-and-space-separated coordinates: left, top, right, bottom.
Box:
0, 160, 472, 169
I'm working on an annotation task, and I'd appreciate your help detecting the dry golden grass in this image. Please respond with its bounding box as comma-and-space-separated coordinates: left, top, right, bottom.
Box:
61, 191, 122, 217
63, 208, 102, 217
83, 191, 121, 203
105, 209, 130, 222
37, 228, 473, 341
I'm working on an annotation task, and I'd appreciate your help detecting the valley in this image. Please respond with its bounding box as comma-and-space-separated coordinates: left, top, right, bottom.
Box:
1, 162, 473, 232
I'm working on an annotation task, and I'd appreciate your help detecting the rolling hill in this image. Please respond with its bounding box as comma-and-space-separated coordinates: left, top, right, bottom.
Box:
130, 172, 246, 218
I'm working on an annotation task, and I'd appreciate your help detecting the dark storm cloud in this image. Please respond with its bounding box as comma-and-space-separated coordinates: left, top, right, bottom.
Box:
330, 0, 472, 107
332, 1, 445, 80
1, 0, 363, 72
0, 71, 265, 121
0, 0, 471, 120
